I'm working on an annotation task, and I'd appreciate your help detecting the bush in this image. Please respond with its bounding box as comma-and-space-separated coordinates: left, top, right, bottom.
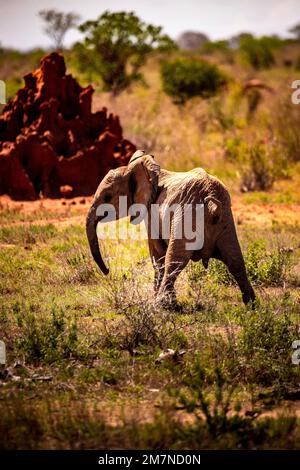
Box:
240, 144, 275, 192
100, 270, 182, 352
188, 239, 292, 289
173, 362, 243, 436
245, 240, 292, 286
96, 264, 196, 354
14, 302, 82, 363
239, 37, 275, 69
238, 305, 298, 388
161, 57, 227, 104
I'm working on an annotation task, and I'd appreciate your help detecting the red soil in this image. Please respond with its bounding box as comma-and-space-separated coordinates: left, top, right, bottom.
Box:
1, 194, 299, 229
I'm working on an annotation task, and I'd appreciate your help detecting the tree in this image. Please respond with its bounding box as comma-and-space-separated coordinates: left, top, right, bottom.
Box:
229, 32, 254, 49
289, 23, 300, 42
177, 31, 209, 50
201, 40, 230, 54
39, 9, 80, 50
78, 10, 176, 94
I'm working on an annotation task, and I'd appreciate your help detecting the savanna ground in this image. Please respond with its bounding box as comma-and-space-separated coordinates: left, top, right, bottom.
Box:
1, 43, 300, 449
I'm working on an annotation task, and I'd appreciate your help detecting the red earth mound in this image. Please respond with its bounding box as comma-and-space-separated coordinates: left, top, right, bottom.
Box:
0, 53, 136, 200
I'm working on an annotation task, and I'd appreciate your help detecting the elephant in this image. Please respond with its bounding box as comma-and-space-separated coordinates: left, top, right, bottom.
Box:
86, 150, 255, 308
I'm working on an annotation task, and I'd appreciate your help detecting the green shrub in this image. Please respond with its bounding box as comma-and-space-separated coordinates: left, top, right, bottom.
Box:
161, 57, 227, 104
14, 302, 82, 363
245, 240, 292, 286
173, 363, 238, 436
188, 239, 292, 288
238, 305, 298, 387
239, 37, 275, 69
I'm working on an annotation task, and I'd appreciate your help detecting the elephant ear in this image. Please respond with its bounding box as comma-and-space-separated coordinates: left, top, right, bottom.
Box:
204, 196, 222, 224
127, 151, 160, 208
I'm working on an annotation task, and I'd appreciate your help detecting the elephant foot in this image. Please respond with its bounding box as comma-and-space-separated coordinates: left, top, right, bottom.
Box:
242, 288, 256, 309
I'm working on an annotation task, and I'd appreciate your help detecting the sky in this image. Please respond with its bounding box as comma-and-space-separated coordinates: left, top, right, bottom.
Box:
0, 0, 299, 50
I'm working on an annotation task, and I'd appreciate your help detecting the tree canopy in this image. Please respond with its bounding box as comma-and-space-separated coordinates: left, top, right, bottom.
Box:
77, 11, 176, 93
289, 23, 300, 42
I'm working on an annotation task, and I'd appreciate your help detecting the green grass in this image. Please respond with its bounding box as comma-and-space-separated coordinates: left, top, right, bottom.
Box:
0, 214, 300, 449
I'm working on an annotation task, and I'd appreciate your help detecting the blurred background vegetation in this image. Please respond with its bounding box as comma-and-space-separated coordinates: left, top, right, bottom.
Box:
2, 9, 300, 201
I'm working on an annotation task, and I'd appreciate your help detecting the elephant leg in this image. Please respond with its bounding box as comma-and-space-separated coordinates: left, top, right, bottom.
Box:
216, 228, 255, 306
148, 239, 166, 294
157, 239, 192, 308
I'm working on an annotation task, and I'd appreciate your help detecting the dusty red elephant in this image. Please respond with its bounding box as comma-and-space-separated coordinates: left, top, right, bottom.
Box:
86, 150, 255, 308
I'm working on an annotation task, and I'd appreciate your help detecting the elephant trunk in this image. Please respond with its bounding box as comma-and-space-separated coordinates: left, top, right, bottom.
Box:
86, 203, 109, 275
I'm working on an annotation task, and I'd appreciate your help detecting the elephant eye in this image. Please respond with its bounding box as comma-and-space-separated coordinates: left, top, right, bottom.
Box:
103, 193, 112, 203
